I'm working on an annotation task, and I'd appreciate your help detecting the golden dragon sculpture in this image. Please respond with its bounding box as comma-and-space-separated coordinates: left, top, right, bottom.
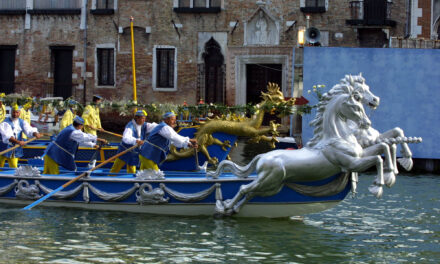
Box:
165, 83, 296, 164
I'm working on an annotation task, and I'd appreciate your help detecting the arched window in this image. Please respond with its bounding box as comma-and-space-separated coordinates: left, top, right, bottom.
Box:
202, 37, 224, 104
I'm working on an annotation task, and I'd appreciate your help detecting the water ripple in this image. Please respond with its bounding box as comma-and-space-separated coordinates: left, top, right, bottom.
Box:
0, 174, 438, 263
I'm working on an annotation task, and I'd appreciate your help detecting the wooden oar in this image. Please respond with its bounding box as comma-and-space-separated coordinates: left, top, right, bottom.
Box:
22, 144, 139, 210
0, 137, 38, 156
194, 148, 200, 171
101, 130, 123, 138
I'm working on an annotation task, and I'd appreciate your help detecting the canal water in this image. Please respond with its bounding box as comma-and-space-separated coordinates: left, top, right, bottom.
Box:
0, 173, 438, 263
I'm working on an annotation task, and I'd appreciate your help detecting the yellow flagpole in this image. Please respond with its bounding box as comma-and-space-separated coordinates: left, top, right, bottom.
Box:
130, 16, 137, 107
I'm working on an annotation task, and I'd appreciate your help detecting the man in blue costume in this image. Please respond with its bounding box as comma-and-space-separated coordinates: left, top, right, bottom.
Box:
109, 110, 158, 174
139, 111, 198, 171
43, 116, 108, 174
0, 105, 42, 168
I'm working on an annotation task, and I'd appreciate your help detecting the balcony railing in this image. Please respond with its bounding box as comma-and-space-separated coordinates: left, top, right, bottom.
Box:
174, 0, 221, 13
347, 0, 396, 27
96, 0, 114, 9
0, 0, 26, 9
91, 0, 115, 15
30, 0, 82, 14
34, 0, 81, 9
301, 0, 326, 13
0, 0, 26, 14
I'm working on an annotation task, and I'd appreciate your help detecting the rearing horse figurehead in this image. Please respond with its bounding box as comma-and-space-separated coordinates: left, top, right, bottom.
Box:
209, 83, 394, 215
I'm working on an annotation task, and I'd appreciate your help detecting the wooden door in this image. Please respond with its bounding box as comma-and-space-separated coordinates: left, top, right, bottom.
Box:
52, 47, 73, 99
0, 46, 17, 94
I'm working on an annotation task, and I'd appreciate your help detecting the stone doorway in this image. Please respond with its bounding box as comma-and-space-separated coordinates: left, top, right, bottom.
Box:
246, 63, 282, 125
246, 63, 281, 104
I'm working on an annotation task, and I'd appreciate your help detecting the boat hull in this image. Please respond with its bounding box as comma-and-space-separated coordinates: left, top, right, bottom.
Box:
0, 168, 350, 218
0, 198, 341, 218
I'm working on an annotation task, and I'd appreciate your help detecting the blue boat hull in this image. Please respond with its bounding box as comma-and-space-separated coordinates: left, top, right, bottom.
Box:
0, 167, 350, 218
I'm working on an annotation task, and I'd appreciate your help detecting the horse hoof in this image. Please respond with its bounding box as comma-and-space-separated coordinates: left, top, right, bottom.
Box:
368, 185, 383, 198
384, 172, 396, 187
215, 200, 225, 214
223, 199, 232, 209
398, 157, 413, 171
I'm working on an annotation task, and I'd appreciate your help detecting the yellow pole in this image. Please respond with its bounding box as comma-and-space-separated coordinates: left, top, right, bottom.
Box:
130, 16, 137, 105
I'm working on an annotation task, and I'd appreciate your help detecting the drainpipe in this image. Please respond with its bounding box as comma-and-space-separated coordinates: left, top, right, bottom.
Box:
82, 0, 88, 104
405, 0, 411, 38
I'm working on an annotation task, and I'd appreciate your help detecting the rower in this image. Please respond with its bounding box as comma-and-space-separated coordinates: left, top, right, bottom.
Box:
59, 99, 79, 131
19, 97, 33, 139
139, 111, 197, 171
43, 116, 107, 174
82, 95, 103, 136
0, 93, 6, 123
110, 110, 158, 174
0, 105, 42, 168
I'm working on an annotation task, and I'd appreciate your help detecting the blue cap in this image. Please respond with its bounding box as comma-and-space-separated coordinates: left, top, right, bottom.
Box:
162, 111, 176, 119
135, 110, 147, 117
73, 116, 84, 125
67, 99, 78, 105
93, 95, 103, 101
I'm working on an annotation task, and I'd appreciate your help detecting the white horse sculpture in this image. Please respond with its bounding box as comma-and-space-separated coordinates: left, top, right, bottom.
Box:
209, 84, 394, 215
339, 74, 421, 188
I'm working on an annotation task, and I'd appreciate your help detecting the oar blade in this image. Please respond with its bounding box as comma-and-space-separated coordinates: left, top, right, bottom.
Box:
22, 185, 64, 210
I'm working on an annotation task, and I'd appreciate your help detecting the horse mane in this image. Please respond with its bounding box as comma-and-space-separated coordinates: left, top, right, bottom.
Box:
307, 75, 359, 148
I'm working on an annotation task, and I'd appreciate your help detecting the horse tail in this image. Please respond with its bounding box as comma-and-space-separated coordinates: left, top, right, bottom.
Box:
207, 154, 263, 179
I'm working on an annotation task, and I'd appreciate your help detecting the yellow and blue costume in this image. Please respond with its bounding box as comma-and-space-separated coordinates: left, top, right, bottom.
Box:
110, 110, 149, 174
82, 95, 102, 136
43, 116, 97, 174
59, 100, 78, 131
0, 93, 6, 123
0, 105, 39, 168
139, 111, 190, 171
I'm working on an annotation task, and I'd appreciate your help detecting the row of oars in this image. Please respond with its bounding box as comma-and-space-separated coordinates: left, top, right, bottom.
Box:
4, 129, 200, 210
0, 130, 124, 210
24, 130, 125, 210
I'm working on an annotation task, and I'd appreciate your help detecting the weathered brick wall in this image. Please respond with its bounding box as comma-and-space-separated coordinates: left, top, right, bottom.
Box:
417, 0, 432, 38
0, 14, 84, 98
0, 0, 409, 106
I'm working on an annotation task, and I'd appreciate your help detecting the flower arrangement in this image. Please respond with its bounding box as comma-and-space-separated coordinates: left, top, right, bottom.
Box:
308, 84, 326, 100
296, 84, 327, 115
0, 93, 303, 124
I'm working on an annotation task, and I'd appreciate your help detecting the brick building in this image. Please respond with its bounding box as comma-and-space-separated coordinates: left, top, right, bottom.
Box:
408, 0, 440, 39
0, 0, 410, 106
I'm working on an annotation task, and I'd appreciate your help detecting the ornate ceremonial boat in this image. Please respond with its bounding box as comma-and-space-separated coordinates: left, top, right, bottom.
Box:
0, 76, 421, 217
0, 167, 349, 218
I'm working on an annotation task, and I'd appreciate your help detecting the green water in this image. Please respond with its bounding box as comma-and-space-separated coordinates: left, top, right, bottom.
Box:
0, 173, 438, 263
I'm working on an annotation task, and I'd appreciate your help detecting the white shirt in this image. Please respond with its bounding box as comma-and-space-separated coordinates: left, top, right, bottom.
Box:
72, 129, 97, 148
0, 118, 38, 144
158, 125, 190, 149
122, 121, 158, 145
